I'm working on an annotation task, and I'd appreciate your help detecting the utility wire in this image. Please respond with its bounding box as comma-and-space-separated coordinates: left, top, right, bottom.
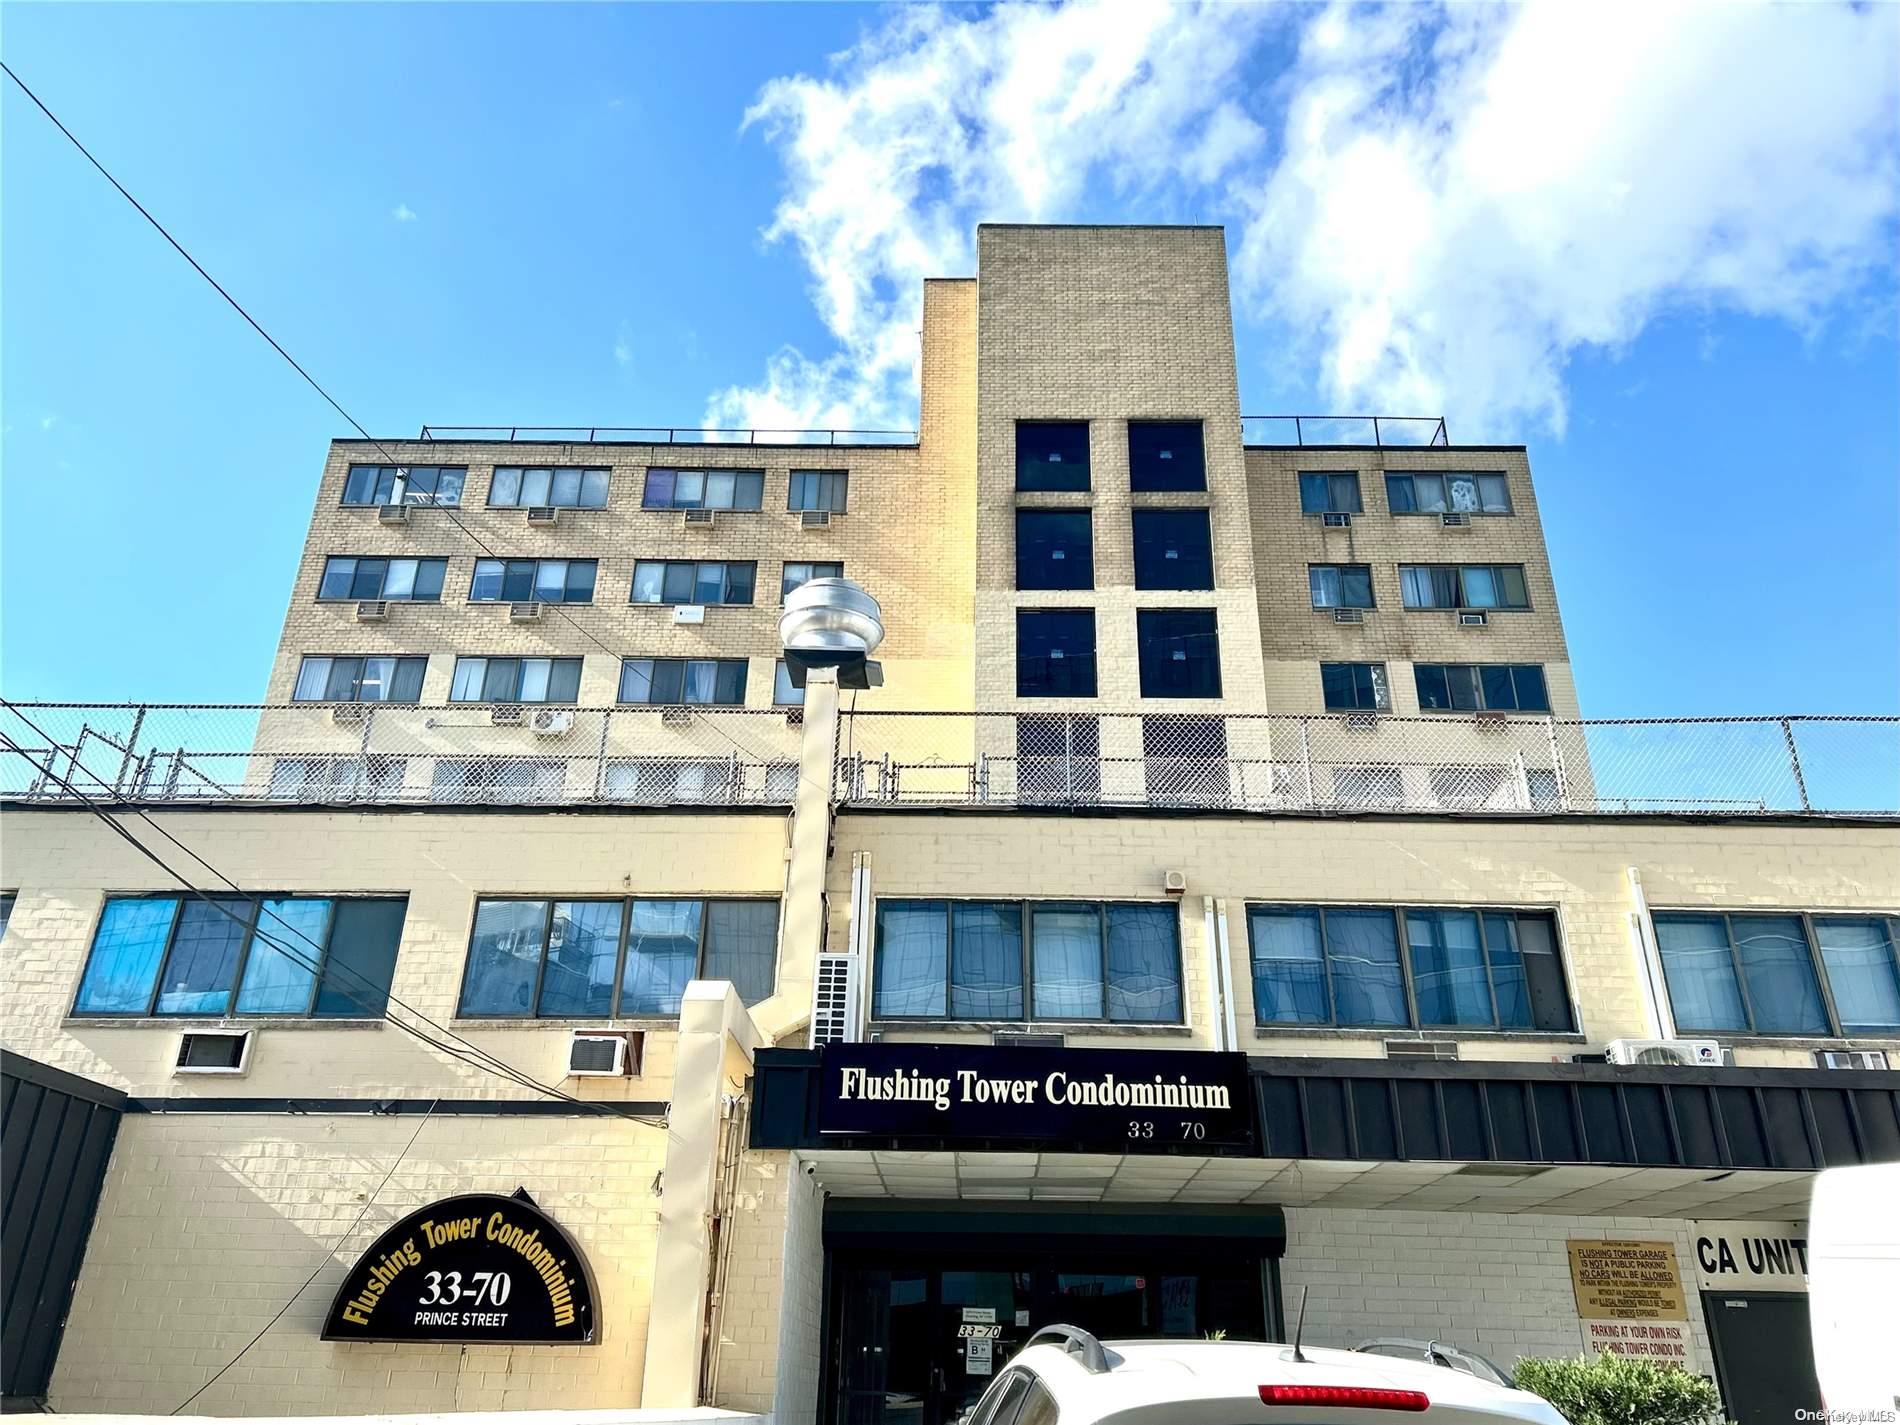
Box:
167, 1100, 439, 1415
2, 60, 834, 803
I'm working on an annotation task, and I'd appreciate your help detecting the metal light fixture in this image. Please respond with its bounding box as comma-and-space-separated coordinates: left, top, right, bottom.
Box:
778, 577, 885, 689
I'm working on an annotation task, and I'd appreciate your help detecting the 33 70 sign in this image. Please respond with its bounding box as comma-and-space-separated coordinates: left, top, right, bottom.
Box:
322, 1191, 597, 1344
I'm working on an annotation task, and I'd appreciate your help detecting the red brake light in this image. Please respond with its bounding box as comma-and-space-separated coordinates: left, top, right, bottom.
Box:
1259, 1384, 1431, 1411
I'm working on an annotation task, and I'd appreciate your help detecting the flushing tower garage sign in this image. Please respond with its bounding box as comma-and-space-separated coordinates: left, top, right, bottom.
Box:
818, 1043, 1254, 1151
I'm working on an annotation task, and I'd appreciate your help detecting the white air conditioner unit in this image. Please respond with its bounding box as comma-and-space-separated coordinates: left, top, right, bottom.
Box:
531, 709, 575, 738
683, 509, 717, 527
811, 951, 864, 1047
1605, 1037, 1723, 1068
509, 601, 544, 623
526, 506, 560, 526
799, 510, 833, 528
1458, 610, 1489, 626
1163, 869, 1188, 896
660, 707, 694, 727
1815, 1049, 1890, 1071
1441, 512, 1471, 528
1474, 710, 1510, 730
490, 705, 526, 727
1344, 711, 1380, 732
331, 704, 369, 726
377, 504, 410, 526
567, 1031, 635, 1078
355, 600, 389, 622
1321, 511, 1352, 528
1332, 607, 1366, 625
672, 604, 707, 625
1384, 1039, 1459, 1061
175, 1029, 253, 1076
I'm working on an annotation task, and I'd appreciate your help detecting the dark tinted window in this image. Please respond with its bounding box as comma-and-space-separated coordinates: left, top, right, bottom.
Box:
1132, 509, 1214, 589
1016, 422, 1090, 491
1136, 610, 1220, 698
1415, 664, 1549, 713
1017, 611, 1097, 698
1299, 472, 1362, 513
1129, 421, 1205, 491
1016, 511, 1093, 590
1322, 663, 1388, 712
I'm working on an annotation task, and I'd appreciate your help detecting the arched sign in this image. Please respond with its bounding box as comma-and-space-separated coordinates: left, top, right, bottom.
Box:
322, 1191, 596, 1344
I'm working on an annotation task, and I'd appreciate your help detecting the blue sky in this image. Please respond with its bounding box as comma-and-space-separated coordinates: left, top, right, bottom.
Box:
4, 1, 1897, 716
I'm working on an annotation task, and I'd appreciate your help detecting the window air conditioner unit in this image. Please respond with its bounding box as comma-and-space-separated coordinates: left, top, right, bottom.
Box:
1605, 1037, 1723, 1067
1474, 710, 1510, 730
1815, 1049, 1890, 1071
509, 601, 544, 623
331, 704, 370, 726
672, 604, 706, 625
994, 1032, 1065, 1050
1344, 711, 1380, 732
377, 504, 410, 526
660, 707, 694, 727
490, 705, 526, 727
1384, 1039, 1459, 1061
355, 600, 389, 622
531, 709, 576, 738
1458, 610, 1489, 626
1321, 511, 1352, 528
1333, 607, 1366, 625
1441, 512, 1471, 528
799, 510, 833, 528
175, 1029, 252, 1076
810, 951, 864, 1047
682, 509, 716, 527
526, 506, 560, 526
567, 1030, 638, 1078
784, 706, 804, 727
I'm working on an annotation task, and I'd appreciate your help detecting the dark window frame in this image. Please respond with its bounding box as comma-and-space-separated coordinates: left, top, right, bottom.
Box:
1015, 509, 1095, 591
469, 558, 600, 605
486, 466, 611, 510
71, 892, 408, 1020
618, 657, 751, 706
447, 656, 584, 705
1653, 910, 1900, 1039
1298, 471, 1364, 514
630, 560, 758, 607
1321, 662, 1389, 712
1131, 507, 1214, 591
1015, 421, 1091, 492
788, 470, 850, 513
1136, 609, 1222, 699
1245, 902, 1575, 1033
316, 556, 449, 603
1385, 471, 1513, 516
1128, 420, 1207, 492
1414, 664, 1550, 714
1307, 564, 1376, 610
291, 654, 429, 704
639, 468, 767, 511
1016, 609, 1099, 699
1398, 564, 1533, 611
340, 465, 467, 509
871, 898, 1186, 1026
455, 895, 781, 1020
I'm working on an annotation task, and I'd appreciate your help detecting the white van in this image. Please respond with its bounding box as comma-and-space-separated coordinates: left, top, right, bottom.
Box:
1807, 1162, 1900, 1410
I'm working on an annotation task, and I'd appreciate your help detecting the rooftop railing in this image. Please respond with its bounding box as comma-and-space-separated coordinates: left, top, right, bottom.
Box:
2, 703, 1895, 818
411, 425, 918, 446
1241, 415, 1450, 448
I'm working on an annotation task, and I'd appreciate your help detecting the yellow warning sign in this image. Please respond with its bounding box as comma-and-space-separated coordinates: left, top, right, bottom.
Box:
1567, 1239, 1688, 1321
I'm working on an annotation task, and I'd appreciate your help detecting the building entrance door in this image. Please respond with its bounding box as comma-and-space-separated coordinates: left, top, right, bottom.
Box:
1702, 1292, 1821, 1425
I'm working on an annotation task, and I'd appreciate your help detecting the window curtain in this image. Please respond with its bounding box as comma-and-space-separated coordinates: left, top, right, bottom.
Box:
1031, 905, 1103, 1018
1325, 909, 1407, 1026
1654, 915, 1748, 1031
1250, 908, 1328, 1023
875, 902, 948, 1016
1106, 905, 1181, 1022
1731, 915, 1830, 1034
1814, 919, 1900, 1033
951, 903, 1024, 1019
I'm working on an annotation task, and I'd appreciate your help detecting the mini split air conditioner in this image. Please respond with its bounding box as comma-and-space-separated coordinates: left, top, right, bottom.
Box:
175, 1029, 252, 1076
1441, 512, 1471, 528
1458, 610, 1489, 626
810, 952, 864, 1047
1605, 1037, 1723, 1067
509, 601, 544, 623
526, 506, 560, 526
567, 1031, 637, 1078
799, 510, 833, 529
1815, 1049, 1890, 1071
1333, 607, 1366, 625
1321, 511, 1352, 528
683, 509, 717, 528
377, 504, 411, 526
355, 600, 389, 622
531, 709, 575, 738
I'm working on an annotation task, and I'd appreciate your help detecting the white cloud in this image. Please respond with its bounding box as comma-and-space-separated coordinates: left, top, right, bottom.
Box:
39, 413, 57, 431
614, 323, 633, 369
722, 1, 1900, 437
391, 203, 417, 223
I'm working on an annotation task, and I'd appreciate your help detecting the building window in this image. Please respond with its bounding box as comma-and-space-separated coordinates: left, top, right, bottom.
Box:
1248, 904, 1572, 1032
1016, 610, 1097, 698
641, 469, 765, 511
1654, 912, 1900, 1038
1334, 765, 1403, 806
1143, 714, 1228, 804
269, 755, 407, 800
631, 560, 756, 606
72, 894, 407, 1018
1299, 472, 1363, 514
488, 467, 610, 509
619, 657, 748, 706
782, 561, 844, 601
789, 470, 849, 512
1016, 715, 1100, 804
1128, 421, 1206, 492
773, 660, 803, 706
1430, 764, 1516, 810
1132, 509, 1214, 590
458, 897, 778, 1018
1308, 564, 1374, 609
317, 557, 447, 602
1016, 422, 1090, 492
1415, 664, 1549, 713
342, 465, 465, 508
471, 559, 597, 604
1386, 472, 1511, 515
430, 758, 564, 803
449, 657, 582, 704
1321, 663, 1389, 712
1137, 610, 1221, 698
1400, 564, 1531, 610
292, 656, 427, 704
603, 759, 736, 805
1016, 511, 1094, 591
872, 900, 1182, 1024
0, 894, 14, 941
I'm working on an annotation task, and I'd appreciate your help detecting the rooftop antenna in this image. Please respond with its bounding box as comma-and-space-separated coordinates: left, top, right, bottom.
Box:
1290, 1285, 1311, 1363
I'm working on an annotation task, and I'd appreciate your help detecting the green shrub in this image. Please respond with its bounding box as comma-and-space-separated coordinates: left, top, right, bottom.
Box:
1512, 1351, 1725, 1425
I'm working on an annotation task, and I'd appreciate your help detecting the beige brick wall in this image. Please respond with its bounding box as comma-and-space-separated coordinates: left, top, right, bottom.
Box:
829, 812, 1900, 1066
713, 1148, 823, 1418
50, 1112, 666, 1415
973, 226, 1268, 713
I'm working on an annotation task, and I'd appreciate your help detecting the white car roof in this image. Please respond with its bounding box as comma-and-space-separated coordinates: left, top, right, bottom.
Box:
1008, 1339, 1567, 1425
